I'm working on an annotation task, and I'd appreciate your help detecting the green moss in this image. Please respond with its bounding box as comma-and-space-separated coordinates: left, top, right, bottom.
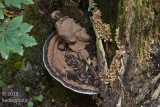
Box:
121, 0, 159, 64
22, 4, 55, 65
44, 81, 78, 103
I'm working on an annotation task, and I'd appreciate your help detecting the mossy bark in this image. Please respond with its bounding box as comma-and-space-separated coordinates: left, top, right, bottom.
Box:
102, 0, 160, 106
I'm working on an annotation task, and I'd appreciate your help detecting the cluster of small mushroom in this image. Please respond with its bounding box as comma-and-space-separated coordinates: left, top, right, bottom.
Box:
92, 8, 112, 42
90, 0, 124, 90
138, 40, 153, 65
143, 41, 151, 61
105, 28, 125, 87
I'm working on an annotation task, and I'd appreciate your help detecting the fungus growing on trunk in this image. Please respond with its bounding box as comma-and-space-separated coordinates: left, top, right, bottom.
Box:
43, 10, 101, 94
43, 32, 99, 94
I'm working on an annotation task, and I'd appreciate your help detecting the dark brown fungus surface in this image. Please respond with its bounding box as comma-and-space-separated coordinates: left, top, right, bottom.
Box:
43, 32, 99, 94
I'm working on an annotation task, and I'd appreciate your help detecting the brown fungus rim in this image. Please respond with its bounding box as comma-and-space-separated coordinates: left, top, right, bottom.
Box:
43, 32, 99, 95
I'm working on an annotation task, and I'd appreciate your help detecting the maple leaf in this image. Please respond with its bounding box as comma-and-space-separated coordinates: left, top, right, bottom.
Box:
4, 0, 34, 8
0, 15, 37, 59
0, 2, 4, 19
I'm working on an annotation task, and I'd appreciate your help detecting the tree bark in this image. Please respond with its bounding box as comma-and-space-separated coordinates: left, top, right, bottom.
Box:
101, 0, 160, 106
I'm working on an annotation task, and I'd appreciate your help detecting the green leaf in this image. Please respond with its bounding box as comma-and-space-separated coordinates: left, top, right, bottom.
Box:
88, 3, 97, 11
4, 0, 10, 6
0, 9, 4, 19
25, 87, 30, 92
11, 0, 21, 8
21, 0, 34, 5
0, 36, 10, 59
0, 80, 7, 87
0, 19, 10, 31
91, 3, 97, 7
4, 0, 34, 8
34, 95, 44, 102
14, 59, 25, 71
88, 6, 91, 11
21, 34, 37, 47
33, 96, 38, 100
0, 3, 5, 8
28, 101, 34, 107
7, 15, 23, 29
37, 95, 44, 102
3, 32, 24, 55
41, 85, 46, 90
0, 15, 37, 60
19, 23, 33, 34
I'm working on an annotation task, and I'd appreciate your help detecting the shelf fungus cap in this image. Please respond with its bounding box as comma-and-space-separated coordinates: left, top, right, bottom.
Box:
43, 32, 99, 95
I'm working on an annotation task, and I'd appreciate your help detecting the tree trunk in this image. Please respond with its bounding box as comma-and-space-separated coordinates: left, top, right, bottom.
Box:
101, 0, 160, 106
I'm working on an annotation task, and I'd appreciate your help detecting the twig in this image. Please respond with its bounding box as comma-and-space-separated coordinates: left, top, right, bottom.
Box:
90, 17, 108, 97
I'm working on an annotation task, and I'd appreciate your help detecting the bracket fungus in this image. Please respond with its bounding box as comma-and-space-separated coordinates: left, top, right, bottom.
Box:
43, 11, 99, 95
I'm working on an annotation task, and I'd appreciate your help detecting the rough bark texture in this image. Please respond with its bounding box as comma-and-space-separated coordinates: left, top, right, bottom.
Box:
102, 0, 160, 106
